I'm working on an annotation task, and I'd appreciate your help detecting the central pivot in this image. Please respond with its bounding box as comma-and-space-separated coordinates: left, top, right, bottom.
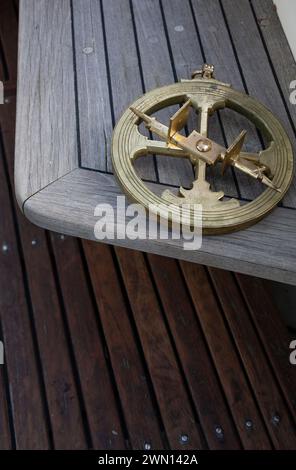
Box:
196, 139, 212, 152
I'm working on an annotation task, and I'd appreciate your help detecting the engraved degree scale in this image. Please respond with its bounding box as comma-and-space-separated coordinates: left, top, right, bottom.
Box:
112, 65, 293, 234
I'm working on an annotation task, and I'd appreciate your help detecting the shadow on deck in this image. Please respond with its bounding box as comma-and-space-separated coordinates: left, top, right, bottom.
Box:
0, 0, 295, 450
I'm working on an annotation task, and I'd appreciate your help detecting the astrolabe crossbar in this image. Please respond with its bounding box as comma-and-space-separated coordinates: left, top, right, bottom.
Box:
111, 64, 293, 234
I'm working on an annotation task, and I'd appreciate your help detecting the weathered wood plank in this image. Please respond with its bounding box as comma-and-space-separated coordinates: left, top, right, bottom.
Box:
50, 234, 126, 450
209, 267, 296, 449
72, 0, 113, 172
101, 0, 155, 180
0, 364, 12, 449
115, 247, 204, 449
147, 254, 241, 449
15, 0, 78, 208
236, 273, 296, 420
161, 0, 238, 198
82, 241, 165, 450
16, 221, 88, 449
190, 0, 266, 201
180, 262, 271, 449
131, 0, 194, 187
252, 0, 296, 133
221, 0, 296, 207
0, 106, 50, 450
251, 0, 296, 119
23, 168, 296, 285
3, 98, 88, 449
0, 0, 18, 82
0, 45, 5, 83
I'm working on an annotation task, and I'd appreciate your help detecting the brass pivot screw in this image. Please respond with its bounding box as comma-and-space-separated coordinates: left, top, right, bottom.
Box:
196, 138, 212, 152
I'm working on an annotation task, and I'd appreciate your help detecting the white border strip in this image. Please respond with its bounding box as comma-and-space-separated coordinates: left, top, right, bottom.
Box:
273, 0, 296, 61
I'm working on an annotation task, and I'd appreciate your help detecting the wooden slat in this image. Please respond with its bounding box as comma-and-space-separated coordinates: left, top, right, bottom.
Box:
236, 273, 296, 420
50, 234, 126, 450
221, 0, 296, 207
0, 109, 50, 450
73, 0, 170, 180
0, 0, 18, 82
190, 0, 265, 201
131, 0, 193, 187
0, 37, 6, 82
115, 247, 204, 449
72, 0, 113, 172
161, 0, 238, 199
209, 267, 296, 449
180, 262, 271, 449
15, 0, 78, 207
252, 0, 296, 131
2, 98, 88, 450
252, 0, 296, 126
101, 0, 155, 180
147, 254, 241, 449
83, 241, 165, 450
0, 365, 12, 449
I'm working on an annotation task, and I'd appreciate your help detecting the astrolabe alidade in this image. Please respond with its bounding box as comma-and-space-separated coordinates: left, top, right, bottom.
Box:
111, 64, 293, 234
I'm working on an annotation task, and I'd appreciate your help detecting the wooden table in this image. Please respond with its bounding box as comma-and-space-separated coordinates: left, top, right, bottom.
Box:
15, 0, 296, 284
3, 1, 296, 451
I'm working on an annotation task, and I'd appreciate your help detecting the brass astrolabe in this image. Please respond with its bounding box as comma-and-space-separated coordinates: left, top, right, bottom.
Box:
111, 64, 294, 234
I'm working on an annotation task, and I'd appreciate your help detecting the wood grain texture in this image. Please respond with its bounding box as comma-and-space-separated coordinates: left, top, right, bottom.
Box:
0, 0, 18, 83
83, 241, 165, 450
3, 98, 88, 450
0, 104, 50, 450
130, 0, 194, 187
236, 273, 296, 420
221, 0, 296, 207
50, 234, 126, 450
5, 4, 296, 451
115, 247, 204, 449
24, 168, 296, 285
209, 267, 296, 449
147, 254, 241, 449
252, 0, 296, 132
101, 0, 156, 179
15, 0, 296, 283
72, 0, 113, 171
15, 0, 78, 208
16, 219, 88, 450
0, 369, 11, 449
180, 262, 271, 450
160, 0, 237, 198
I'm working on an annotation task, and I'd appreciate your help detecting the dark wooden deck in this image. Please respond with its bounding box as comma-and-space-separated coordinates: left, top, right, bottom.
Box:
0, 0, 296, 450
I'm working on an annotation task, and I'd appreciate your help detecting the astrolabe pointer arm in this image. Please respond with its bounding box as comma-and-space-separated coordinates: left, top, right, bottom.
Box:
130, 105, 221, 165
220, 131, 281, 192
